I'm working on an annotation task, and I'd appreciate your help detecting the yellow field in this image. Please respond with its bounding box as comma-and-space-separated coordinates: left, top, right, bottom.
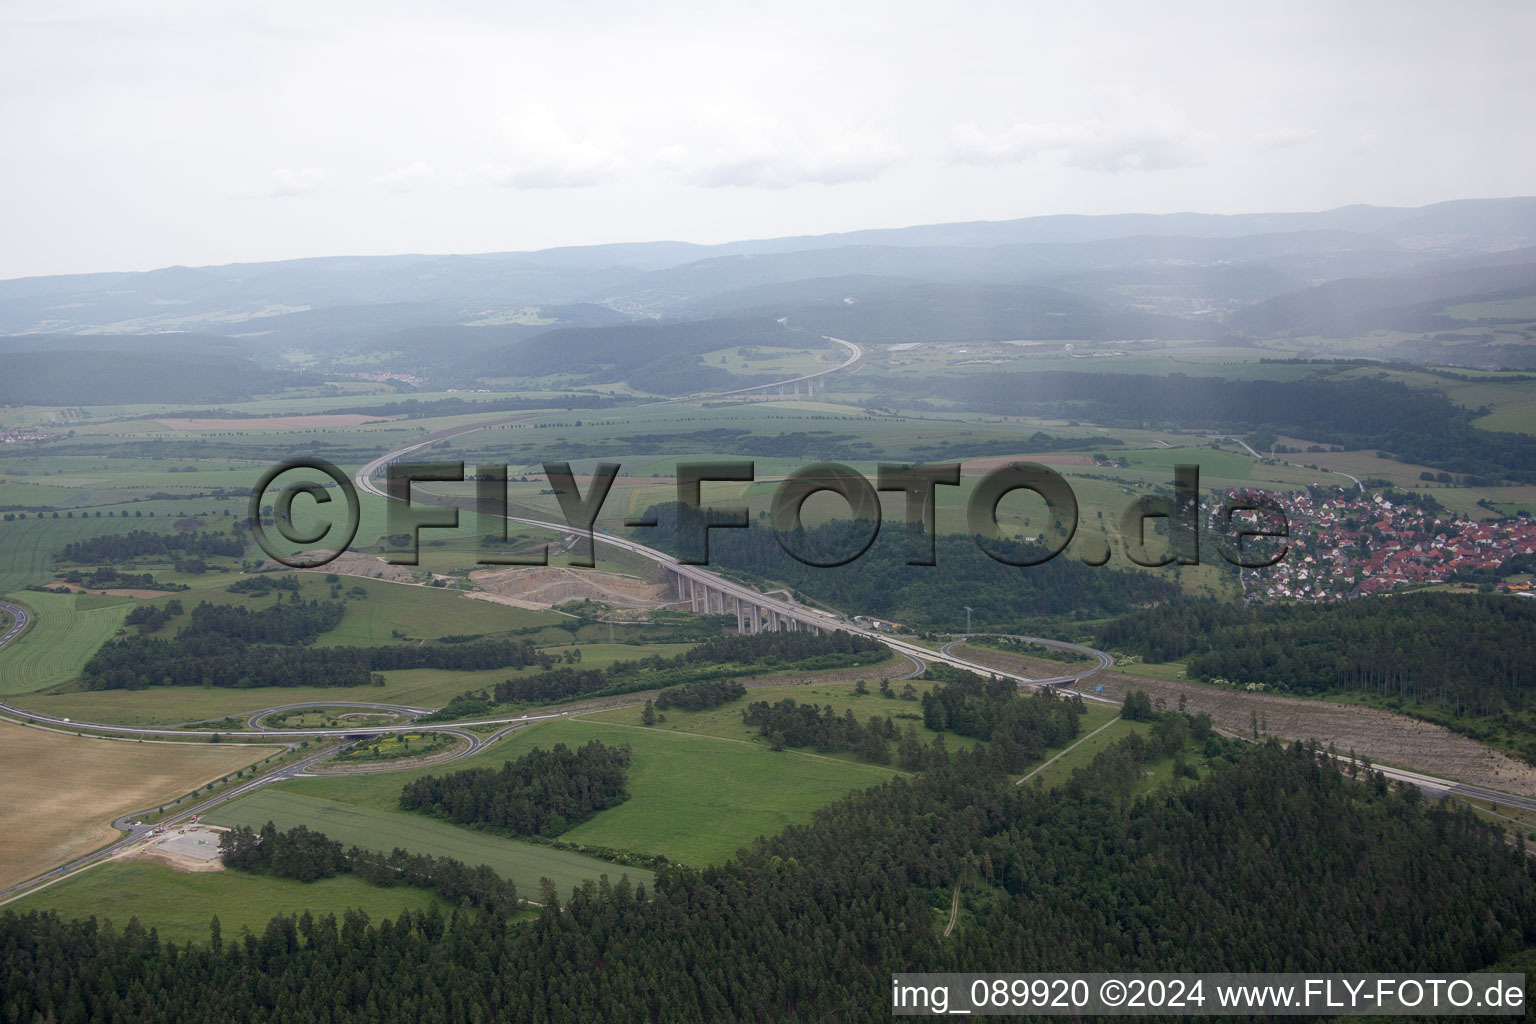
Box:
0, 722, 277, 890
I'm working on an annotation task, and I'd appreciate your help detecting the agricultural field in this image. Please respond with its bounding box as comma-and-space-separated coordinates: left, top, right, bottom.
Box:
11, 639, 703, 725
0, 722, 275, 890
207, 789, 644, 898
0, 513, 186, 592
9, 860, 457, 946
0, 591, 132, 695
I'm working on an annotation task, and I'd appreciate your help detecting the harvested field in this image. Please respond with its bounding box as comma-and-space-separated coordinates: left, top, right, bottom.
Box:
0, 722, 274, 890
156, 415, 390, 430
40, 582, 175, 599
1077, 669, 1536, 797
470, 565, 670, 609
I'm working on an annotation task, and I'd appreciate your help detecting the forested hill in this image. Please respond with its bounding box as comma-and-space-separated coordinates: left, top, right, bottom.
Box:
1095, 592, 1536, 714
921, 372, 1536, 483
0, 349, 305, 405
3, 741, 1531, 1022
456, 316, 828, 395
634, 505, 1177, 631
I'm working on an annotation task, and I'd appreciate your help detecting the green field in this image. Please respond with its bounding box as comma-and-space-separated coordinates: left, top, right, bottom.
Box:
0, 591, 130, 695
10, 860, 455, 946
208, 789, 649, 897
10, 639, 703, 725
581, 676, 971, 755
0, 514, 184, 592
270, 716, 900, 866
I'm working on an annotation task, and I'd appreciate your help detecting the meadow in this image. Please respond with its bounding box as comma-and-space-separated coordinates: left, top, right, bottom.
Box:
0, 512, 183, 592
268, 715, 900, 867
207, 789, 646, 897
0, 591, 132, 695
16, 639, 702, 725
9, 860, 457, 946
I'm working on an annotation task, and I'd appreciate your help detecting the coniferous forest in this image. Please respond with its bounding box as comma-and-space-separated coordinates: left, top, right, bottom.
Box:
1094, 592, 1536, 714
398, 739, 632, 837
2, 739, 1532, 1023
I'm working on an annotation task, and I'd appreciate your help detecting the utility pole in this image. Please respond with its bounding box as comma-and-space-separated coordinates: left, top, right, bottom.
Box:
964, 606, 973, 633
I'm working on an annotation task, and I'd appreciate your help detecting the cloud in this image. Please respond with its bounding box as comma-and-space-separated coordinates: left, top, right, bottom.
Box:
951, 116, 1205, 174
1253, 128, 1317, 153
373, 161, 433, 192
658, 121, 901, 189
482, 111, 622, 189
1352, 132, 1381, 153
268, 166, 325, 197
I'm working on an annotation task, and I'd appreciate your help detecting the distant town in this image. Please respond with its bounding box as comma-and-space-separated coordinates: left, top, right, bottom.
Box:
1232, 485, 1536, 602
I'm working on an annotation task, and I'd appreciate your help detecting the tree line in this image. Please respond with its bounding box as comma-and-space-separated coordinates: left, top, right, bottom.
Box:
219, 823, 519, 915
58, 528, 247, 563
422, 628, 892, 719
82, 597, 547, 690
399, 740, 632, 838
653, 679, 746, 712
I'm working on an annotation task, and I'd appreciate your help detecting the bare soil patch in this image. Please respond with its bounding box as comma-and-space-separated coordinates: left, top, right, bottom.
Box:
470, 565, 670, 610
121, 826, 229, 873
1078, 669, 1536, 797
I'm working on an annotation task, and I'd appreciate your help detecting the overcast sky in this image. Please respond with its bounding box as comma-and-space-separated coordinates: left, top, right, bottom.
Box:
1, 0, 1531, 279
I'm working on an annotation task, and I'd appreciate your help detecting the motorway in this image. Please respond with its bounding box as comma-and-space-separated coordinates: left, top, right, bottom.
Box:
937, 635, 1115, 686
641, 336, 864, 406
0, 599, 26, 648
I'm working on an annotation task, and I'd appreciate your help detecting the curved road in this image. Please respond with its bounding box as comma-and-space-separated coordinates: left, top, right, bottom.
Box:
938, 634, 1114, 687
0, 599, 27, 648
641, 336, 863, 406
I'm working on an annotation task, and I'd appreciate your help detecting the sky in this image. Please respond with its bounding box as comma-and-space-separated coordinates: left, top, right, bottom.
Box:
1, 0, 1532, 279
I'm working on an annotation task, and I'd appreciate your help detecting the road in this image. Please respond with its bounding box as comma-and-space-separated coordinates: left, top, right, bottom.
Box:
352, 445, 1112, 700
1224, 436, 1264, 460
640, 336, 863, 406
1332, 469, 1365, 491
0, 599, 30, 649
937, 634, 1115, 687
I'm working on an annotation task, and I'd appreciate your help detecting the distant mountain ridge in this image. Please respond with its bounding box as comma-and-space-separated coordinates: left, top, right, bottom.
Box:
1, 197, 1532, 387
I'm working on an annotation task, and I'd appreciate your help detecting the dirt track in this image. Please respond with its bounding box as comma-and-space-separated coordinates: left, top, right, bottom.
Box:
1087, 669, 1536, 797
952, 644, 1536, 797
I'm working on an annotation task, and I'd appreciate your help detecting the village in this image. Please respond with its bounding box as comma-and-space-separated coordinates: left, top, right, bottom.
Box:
1226, 484, 1536, 602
